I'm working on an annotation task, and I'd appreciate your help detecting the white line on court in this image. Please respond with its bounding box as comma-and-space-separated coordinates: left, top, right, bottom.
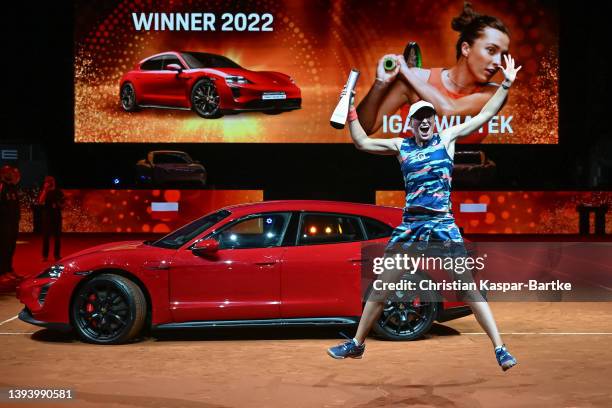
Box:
0, 315, 18, 326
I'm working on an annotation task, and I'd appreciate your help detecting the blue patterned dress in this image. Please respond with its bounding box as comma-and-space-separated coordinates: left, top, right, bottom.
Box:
387, 134, 464, 248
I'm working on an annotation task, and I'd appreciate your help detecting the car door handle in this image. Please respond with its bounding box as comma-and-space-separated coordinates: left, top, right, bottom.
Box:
254, 261, 278, 266
144, 261, 171, 270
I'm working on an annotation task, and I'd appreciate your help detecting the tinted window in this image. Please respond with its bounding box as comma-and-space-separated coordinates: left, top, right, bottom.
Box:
298, 214, 364, 245
151, 210, 231, 249
181, 52, 242, 69
215, 214, 289, 249
362, 217, 394, 240
162, 56, 184, 70
154, 153, 190, 164
140, 56, 164, 71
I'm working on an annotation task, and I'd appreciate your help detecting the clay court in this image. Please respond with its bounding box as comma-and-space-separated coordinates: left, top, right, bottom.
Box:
1, 296, 612, 407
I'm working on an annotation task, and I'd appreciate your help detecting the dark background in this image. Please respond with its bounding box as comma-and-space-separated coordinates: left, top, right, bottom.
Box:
1, 1, 611, 202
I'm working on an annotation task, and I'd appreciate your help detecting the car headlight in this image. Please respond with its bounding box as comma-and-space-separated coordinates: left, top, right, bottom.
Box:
37, 264, 64, 279
225, 76, 251, 85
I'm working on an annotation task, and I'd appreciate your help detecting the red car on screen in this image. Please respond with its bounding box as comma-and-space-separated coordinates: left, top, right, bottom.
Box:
17, 201, 473, 345
119, 51, 301, 118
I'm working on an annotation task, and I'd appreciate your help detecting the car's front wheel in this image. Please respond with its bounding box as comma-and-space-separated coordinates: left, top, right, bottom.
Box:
369, 278, 438, 341
120, 83, 139, 112
191, 79, 222, 118
71, 274, 147, 344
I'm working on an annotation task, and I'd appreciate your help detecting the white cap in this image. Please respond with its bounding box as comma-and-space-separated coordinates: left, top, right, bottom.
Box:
408, 100, 436, 119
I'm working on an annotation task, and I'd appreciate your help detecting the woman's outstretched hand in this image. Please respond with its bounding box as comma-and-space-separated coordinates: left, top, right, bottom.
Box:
500, 54, 522, 84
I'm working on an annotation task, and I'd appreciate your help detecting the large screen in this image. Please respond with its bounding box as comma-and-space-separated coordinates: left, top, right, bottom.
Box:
74, 0, 558, 144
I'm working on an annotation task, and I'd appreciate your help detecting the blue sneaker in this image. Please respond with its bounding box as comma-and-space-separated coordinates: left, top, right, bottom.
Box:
327, 334, 365, 359
495, 344, 517, 371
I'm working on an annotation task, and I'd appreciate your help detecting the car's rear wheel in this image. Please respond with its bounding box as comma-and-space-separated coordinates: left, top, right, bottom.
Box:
369, 277, 438, 341
71, 274, 147, 344
120, 83, 139, 112
191, 79, 222, 118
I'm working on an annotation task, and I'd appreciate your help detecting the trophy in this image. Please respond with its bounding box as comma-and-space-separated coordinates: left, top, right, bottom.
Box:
330, 69, 360, 129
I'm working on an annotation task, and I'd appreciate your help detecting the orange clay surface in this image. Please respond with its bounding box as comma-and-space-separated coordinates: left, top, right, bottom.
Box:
1, 297, 612, 408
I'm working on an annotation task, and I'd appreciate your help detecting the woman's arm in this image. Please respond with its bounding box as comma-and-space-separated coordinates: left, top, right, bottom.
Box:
399, 64, 497, 117
356, 54, 416, 135
440, 55, 521, 152
348, 104, 403, 155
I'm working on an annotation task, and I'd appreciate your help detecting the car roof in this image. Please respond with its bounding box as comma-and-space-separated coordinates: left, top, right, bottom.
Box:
140, 51, 181, 62
222, 200, 402, 220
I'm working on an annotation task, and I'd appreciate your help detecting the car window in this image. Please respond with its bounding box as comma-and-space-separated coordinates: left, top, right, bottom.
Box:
151, 210, 231, 249
154, 153, 190, 164
140, 56, 164, 71
180, 52, 242, 69
215, 214, 290, 249
298, 214, 364, 245
162, 55, 184, 70
361, 217, 394, 240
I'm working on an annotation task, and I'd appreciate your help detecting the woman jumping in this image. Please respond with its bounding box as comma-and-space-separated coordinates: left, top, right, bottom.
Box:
327, 54, 521, 371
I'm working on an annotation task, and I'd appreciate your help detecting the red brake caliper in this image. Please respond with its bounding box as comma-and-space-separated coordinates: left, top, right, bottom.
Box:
86, 294, 95, 314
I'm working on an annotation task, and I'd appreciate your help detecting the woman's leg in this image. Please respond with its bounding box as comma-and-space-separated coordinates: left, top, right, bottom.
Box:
354, 258, 409, 344
41, 215, 50, 260
466, 300, 503, 348
52, 214, 62, 260
354, 301, 385, 344
327, 262, 408, 358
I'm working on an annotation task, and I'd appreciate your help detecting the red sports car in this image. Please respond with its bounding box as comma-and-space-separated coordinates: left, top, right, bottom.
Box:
17, 201, 472, 344
119, 51, 301, 118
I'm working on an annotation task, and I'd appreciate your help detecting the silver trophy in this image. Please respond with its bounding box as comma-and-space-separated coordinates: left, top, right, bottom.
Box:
330, 69, 360, 129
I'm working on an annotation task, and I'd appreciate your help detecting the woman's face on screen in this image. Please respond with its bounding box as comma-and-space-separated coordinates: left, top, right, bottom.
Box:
463, 27, 510, 83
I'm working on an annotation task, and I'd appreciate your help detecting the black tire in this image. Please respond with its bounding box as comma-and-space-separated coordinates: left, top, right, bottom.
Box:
71, 274, 147, 344
120, 83, 139, 112
191, 79, 222, 118
369, 275, 439, 341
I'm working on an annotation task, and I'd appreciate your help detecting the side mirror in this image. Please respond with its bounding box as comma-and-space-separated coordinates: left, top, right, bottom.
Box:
192, 239, 219, 256
166, 63, 182, 72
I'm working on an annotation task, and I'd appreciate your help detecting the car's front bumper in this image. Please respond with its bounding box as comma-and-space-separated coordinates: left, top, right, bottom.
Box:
17, 275, 77, 327
220, 82, 302, 111
18, 307, 72, 332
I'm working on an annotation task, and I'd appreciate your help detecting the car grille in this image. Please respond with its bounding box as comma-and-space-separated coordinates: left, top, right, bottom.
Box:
38, 283, 52, 305
230, 87, 241, 99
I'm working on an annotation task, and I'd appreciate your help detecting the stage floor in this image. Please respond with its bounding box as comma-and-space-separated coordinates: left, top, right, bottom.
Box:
1, 234, 612, 407
1, 298, 611, 407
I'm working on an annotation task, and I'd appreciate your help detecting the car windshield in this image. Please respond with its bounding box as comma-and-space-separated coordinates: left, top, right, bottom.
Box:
150, 210, 231, 249
154, 153, 190, 164
181, 52, 242, 69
